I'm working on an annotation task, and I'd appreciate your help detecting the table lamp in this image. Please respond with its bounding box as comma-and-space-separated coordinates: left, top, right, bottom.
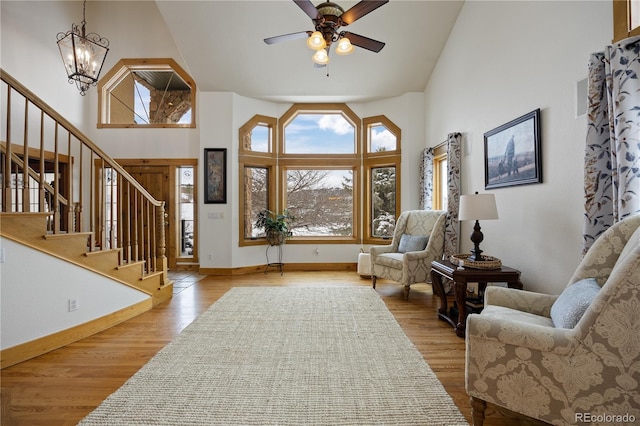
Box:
458, 192, 499, 261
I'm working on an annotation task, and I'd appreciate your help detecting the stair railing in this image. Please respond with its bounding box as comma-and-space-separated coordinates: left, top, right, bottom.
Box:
1, 69, 167, 281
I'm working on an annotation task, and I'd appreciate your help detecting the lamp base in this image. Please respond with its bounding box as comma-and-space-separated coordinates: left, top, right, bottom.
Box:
469, 220, 485, 262
468, 249, 484, 262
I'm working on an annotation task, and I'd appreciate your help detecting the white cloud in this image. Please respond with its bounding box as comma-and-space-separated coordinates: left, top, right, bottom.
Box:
371, 128, 396, 150
317, 115, 353, 135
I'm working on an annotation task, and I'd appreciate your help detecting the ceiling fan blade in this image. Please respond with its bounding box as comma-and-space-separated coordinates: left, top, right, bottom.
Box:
264, 31, 312, 45
342, 32, 385, 53
294, 0, 321, 20
341, 0, 388, 25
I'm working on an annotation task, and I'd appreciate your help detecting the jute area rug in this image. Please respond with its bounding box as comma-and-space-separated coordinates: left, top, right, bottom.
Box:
79, 287, 468, 425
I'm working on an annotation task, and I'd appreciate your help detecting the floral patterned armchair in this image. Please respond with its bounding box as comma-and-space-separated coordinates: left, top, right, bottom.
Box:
465, 214, 640, 425
370, 210, 447, 300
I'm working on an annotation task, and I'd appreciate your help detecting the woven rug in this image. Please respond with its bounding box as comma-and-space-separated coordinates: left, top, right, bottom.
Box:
79, 287, 468, 425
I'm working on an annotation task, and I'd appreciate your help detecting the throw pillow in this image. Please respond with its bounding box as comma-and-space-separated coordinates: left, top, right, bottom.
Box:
398, 234, 429, 253
550, 278, 601, 329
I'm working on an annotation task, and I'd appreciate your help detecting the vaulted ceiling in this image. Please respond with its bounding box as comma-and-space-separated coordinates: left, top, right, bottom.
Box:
155, 1, 464, 103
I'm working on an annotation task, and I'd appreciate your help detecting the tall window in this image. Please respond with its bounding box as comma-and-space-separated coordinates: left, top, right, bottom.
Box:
239, 115, 276, 244
239, 106, 400, 246
178, 166, 195, 257
432, 143, 448, 210
364, 116, 401, 243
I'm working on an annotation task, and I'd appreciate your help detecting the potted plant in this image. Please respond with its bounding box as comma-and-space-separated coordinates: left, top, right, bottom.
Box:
255, 209, 296, 246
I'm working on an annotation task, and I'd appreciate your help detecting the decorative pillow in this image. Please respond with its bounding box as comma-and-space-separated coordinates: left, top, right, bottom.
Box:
550, 278, 601, 329
398, 234, 429, 253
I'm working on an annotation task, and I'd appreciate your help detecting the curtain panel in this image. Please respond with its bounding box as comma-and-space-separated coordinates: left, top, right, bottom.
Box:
583, 35, 640, 254
445, 133, 461, 258
419, 148, 434, 210
420, 132, 461, 258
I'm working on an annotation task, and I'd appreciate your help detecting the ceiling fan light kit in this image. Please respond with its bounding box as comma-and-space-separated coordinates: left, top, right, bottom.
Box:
312, 49, 330, 65
307, 31, 327, 50
265, 0, 388, 67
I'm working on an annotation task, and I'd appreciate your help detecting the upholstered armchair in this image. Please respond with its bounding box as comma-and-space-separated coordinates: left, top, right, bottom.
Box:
465, 214, 640, 426
370, 210, 447, 300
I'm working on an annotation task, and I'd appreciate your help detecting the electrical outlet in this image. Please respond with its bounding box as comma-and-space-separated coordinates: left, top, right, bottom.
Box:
69, 298, 79, 312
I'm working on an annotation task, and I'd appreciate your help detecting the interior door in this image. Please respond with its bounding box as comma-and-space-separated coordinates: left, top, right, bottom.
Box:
123, 165, 175, 268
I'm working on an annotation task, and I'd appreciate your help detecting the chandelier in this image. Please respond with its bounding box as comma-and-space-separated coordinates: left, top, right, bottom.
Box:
56, 0, 109, 96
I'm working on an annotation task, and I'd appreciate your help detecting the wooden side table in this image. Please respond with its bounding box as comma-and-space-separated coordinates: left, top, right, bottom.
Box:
430, 260, 522, 337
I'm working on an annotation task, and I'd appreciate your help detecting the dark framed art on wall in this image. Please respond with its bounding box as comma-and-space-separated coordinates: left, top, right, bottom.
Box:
484, 109, 542, 189
204, 148, 227, 203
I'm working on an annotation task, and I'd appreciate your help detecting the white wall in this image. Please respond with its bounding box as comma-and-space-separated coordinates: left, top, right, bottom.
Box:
0, 238, 149, 350
424, 1, 612, 294
1, 1, 88, 130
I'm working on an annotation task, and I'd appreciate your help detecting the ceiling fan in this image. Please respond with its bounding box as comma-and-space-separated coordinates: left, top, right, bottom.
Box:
264, 0, 388, 66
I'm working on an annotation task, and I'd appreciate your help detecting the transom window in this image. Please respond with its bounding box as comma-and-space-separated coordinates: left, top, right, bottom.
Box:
284, 113, 356, 154
239, 105, 400, 246
98, 58, 196, 128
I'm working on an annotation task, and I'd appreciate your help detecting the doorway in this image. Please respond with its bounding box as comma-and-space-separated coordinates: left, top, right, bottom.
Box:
118, 159, 198, 270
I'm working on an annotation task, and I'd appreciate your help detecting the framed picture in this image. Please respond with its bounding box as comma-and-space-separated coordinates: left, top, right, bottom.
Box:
484, 109, 542, 189
204, 148, 227, 203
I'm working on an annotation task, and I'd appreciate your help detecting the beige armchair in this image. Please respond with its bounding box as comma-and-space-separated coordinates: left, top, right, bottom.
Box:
465, 214, 640, 425
370, 210, 447, 300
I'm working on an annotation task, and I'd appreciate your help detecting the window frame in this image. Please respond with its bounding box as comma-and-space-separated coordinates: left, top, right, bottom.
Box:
613, 0, 640, 42
97, 58, 196, 129
432, 143, 448, 211
239, 106, 401, 246
238, 115, 277, 247
363, 116, 401, 244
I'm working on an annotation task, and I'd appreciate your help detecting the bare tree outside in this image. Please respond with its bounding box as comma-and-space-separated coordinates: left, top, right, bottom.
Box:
286, 169, 353, 236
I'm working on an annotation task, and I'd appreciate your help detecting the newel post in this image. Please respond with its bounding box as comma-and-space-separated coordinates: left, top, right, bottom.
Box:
155, 201, 168, 285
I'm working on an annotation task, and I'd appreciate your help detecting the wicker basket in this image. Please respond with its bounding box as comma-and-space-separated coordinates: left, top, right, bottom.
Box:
450, 254, 502, 270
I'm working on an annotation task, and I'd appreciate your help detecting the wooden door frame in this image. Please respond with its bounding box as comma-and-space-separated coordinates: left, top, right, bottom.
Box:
116, 158, 199, 269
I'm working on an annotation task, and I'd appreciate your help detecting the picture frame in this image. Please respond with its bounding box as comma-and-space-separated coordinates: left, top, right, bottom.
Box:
484, 108, 542, 189
204, 148, 227, 204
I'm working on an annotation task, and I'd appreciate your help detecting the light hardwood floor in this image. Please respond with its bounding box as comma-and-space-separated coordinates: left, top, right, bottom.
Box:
1, 270, 544, 425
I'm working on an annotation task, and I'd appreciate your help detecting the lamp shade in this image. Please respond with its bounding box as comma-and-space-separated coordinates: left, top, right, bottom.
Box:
335, 37, 354, 55
458, 193, 498, 221
312, 49, 330, 65
306, 31, 326, 50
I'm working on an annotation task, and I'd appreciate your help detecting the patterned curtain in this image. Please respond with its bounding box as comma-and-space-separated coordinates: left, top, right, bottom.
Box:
420, 132, 462, 258
445, 133, 461, 258
583, 35, 640, 254
419, 148, 434, 210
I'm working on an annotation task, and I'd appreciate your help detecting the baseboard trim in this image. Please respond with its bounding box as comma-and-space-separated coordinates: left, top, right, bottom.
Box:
0, 299, 153, 369
200, 262, 358, 276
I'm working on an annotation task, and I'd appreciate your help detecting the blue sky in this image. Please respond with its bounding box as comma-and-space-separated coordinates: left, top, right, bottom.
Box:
248, 114, 397, 154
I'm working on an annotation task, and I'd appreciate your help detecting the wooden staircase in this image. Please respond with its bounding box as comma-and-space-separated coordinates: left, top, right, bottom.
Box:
0, 69, 173, 367
0, 213, 172, 306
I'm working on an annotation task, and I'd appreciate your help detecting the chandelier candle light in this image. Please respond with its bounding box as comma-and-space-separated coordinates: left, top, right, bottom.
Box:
458, 192, 499, 262
56, 0, 109, 95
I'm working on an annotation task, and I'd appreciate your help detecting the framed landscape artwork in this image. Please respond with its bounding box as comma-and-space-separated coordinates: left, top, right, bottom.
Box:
204, 148, 227, 203
484, 109, 542, 189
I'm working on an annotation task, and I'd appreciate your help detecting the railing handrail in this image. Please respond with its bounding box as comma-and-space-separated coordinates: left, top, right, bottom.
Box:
0, 69, 161, 207
2, 68, 167, 281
